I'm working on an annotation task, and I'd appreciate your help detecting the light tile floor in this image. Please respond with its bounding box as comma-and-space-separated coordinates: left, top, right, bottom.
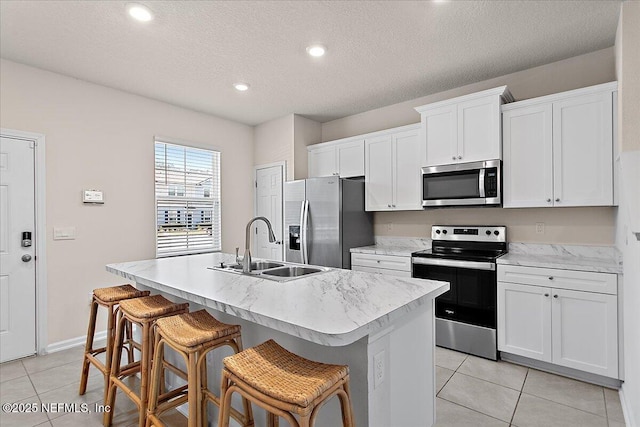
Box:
0, 345, 184, 427
0, 345, 627, 426
434, 346, 626, 427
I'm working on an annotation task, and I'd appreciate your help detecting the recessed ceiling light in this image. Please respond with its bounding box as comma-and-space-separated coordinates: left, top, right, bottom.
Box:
127, 3, 153, 22
233, 83, 250, 92
306, 45, 326, 57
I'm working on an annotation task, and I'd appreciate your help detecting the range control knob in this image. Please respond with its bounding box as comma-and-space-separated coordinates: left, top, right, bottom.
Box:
442, 229, 448, 234
436, 229, 441, 234
494, 230, 500, 236
486, 230, 491, 235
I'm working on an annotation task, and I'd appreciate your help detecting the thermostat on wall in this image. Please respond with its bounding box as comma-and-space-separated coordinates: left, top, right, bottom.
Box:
83, 189, 104, 204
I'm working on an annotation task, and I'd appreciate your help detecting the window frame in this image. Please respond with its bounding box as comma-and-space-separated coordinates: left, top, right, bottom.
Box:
154, 137, 222, 258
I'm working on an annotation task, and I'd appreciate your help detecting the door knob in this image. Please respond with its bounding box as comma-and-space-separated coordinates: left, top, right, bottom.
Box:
22, 254, 32, 262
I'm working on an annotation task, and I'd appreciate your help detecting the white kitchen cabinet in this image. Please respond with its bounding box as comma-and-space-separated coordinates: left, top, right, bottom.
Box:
351, 252, 412, 277
415, 86, 513, 167
365, 126, 421, 211
502, 82, 616, 208
498, 264, 618, 378
308, 139, 364, 178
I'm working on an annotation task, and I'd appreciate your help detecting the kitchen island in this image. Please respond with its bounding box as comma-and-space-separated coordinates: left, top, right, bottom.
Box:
107, 253, 449, 427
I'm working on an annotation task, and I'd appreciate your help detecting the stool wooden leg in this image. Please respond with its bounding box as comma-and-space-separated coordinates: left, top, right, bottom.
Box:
145, 335, 164, 427
267, 413, 279, 427
125, 319, 135, 364
186, 352, 198, 427
217, 372, 231, 427
339, 382, 355, 427
104, 311, 126, 426
197, 353, 207, 427
138, 321, 152, 427
79, 298, 99, 395
104, 303, 117, 378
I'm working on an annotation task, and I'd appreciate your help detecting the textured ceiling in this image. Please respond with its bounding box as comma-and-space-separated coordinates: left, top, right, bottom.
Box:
0, 1, 622, 126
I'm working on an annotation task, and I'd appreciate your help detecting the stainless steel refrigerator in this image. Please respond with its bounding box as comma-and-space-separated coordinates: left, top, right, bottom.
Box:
284, 177, 374, 269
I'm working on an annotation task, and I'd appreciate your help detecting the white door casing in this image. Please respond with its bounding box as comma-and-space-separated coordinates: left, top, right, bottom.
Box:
0, 136, 37, 362
254, 163, 284, 261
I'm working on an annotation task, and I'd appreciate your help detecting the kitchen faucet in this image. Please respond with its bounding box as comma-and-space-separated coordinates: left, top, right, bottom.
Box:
237, 216, 277, 273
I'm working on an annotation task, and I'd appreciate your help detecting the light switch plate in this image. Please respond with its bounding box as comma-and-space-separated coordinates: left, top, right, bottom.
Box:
53, 226, 76, 240
83, 189, 104, 204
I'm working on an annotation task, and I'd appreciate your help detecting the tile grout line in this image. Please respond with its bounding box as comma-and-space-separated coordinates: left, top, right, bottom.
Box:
437, 395, 514, 425
518, 390, 611, 421
509, 368, 529, 427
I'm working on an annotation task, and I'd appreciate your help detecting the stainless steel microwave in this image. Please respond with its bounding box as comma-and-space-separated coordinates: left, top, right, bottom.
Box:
421, 159, 501, 207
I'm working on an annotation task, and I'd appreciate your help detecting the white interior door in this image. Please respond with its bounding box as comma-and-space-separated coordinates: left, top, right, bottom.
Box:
254, 164, 283, 261
0, 136, 36, 363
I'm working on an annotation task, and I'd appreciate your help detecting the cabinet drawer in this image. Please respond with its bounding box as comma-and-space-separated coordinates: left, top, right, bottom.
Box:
351, 253, 411, 272
498, 265, 616, 295
352, 265, 412, 277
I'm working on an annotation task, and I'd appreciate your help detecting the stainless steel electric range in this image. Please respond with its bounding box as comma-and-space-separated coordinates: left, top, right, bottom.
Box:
412, 225, 507, 360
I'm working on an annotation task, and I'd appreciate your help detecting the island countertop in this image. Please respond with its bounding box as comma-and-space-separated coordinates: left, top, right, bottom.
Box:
107, 252, 449, 347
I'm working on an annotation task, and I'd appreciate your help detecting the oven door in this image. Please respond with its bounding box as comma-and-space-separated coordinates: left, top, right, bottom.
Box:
412, 259, 497, 329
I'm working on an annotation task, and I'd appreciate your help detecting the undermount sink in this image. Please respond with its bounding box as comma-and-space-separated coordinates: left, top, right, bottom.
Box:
211, 261, 328, 282
261, 266, 323, 278
228, 261, 284, 271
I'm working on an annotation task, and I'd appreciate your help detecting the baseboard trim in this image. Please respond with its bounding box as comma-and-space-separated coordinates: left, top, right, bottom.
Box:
619, 385, 637, 427
44, 331, 107, 354
500, 352, 622, 388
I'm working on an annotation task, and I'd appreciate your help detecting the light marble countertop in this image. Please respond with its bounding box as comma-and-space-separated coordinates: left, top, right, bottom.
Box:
106, 253, 449, 347
498, 243, 623, 274
350, 237, 431, 257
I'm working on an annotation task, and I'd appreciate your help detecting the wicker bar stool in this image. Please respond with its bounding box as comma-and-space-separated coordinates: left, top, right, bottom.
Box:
145, 309, 253, 427
104, 295, 189, 427
79, 284, 149, 401
218, 339, 354, 427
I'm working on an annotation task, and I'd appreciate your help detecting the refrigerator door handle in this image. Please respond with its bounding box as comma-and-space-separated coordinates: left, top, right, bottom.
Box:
301, 200, 309, 264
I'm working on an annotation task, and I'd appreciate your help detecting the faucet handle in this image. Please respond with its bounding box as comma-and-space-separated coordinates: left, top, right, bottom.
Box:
235, 247, 242, 264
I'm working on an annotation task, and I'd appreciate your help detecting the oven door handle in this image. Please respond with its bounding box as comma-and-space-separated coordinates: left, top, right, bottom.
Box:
412, 257, 496, 271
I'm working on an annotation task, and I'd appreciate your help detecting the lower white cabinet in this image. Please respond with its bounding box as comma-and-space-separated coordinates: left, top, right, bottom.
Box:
351, 253, 412, 277
498, 265, 618, 378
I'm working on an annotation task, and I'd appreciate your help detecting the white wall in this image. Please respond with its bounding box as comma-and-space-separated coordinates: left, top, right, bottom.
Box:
0, 59, 255, 346
293, 114, 321, 180
614, 3, 640, 425
253, 114, 295, 180
320, 48, 618, 246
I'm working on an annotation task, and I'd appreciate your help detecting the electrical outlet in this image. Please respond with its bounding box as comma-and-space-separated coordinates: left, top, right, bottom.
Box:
536, 222, 545, 234
374, 350, 385, 389
386, 223, 393, 232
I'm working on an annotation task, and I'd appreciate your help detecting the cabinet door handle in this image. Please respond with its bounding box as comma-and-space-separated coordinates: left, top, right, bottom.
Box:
553, 294, 559, 298
548, 276, 554, 280
544, 293, 549, 297
387, 204, 391, 208
555, 198, 560, 202
452, 156, 456, 161
547, 198, 552, 203
457, 156, 462, 160
392, 204, 396, 208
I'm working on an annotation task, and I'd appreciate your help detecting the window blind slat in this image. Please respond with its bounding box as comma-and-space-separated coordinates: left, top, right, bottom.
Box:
155, 141, 221, 257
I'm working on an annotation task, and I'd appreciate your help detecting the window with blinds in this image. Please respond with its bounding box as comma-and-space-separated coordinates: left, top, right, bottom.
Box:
154, 140, 221, 257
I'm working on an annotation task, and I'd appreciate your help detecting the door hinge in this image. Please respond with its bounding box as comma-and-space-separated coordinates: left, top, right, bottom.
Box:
255, 181, 257, 188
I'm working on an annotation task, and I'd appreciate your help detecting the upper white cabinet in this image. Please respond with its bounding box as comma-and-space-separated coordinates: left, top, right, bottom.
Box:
502, 82, 616, 208
308, 138, 364, 178
415, 86, 513, 167
365, 125, 422, 211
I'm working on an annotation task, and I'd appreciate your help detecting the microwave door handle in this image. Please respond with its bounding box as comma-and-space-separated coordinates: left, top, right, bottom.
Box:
479, 168, 486, 198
